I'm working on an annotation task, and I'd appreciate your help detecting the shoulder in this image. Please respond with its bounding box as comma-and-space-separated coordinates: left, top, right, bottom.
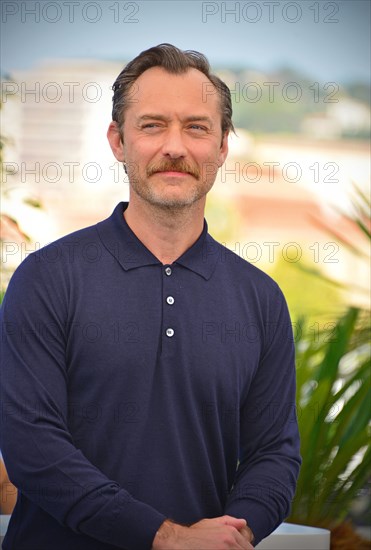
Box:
9, 222, 100, 281
208, 234, 282, 294
3, 201, 125, 302
10, 203, 128, 281
1, 225, 98, 318
206, 234, 291, 328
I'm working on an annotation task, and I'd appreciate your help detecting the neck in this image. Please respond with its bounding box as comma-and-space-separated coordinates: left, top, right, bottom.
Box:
123, 194, 206, 265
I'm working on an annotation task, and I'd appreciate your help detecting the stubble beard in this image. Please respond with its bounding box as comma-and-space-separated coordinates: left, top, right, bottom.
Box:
127, 159, 217, 211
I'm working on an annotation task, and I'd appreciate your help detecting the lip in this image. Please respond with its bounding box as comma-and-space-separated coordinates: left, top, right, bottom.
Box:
154, 171, 191, 177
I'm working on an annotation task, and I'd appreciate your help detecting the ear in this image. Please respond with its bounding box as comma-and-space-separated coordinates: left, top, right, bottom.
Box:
218, 131, 229, 167
107, 121, 125, 162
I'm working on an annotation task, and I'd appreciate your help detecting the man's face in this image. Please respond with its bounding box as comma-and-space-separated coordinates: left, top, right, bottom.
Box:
108, 66, 228, 209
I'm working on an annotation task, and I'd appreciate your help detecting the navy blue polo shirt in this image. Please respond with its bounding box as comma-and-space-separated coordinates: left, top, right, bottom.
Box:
1, 202, 301, 549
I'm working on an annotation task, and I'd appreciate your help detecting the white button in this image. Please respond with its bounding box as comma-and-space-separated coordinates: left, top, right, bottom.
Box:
166, 296, 175, 305
165, 267, 172, 276
166, 328, 174, 337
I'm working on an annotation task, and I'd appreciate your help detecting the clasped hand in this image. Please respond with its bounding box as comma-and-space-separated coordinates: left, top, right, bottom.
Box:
152, 514, 254, 549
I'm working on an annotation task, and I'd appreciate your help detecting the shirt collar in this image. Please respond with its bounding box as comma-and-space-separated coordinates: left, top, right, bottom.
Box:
96, 202, 219, 280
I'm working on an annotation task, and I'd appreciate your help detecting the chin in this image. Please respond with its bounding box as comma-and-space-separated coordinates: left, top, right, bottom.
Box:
145, 188, 203, 208
153, 199, 197, 209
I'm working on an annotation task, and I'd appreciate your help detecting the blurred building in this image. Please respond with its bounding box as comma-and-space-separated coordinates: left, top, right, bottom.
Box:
213, 131, 370, 308
1, 61, 370, 308
301, 97, 371, 139
1, 59, 128, 242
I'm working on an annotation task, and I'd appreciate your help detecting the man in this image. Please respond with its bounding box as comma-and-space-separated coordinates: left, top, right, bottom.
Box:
0, 44, 301, 549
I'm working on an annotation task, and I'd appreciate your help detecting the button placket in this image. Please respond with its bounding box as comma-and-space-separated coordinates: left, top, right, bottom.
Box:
163, 266, 176, 344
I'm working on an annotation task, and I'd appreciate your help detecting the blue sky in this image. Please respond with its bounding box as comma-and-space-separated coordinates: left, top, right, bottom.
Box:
1, 0, 370, 83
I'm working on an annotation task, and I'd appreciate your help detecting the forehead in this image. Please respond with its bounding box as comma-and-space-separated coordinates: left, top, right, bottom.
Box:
127, 66, 221, 116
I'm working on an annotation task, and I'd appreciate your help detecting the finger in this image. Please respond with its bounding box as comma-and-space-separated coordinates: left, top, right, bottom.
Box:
216, 525, 251, 549
240, 525, 254, 543
216, 515, 247, 529
235, 529, 254, 549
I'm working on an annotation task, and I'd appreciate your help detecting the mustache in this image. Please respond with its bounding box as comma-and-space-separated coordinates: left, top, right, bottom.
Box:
146, 160, 200, 179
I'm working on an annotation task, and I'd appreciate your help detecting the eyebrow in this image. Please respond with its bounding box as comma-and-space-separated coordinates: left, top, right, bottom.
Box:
185, 116, 214, 127
137, 114, 214, 126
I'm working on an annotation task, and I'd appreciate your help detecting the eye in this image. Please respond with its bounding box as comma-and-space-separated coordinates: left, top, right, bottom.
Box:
142, 123, 160, 129
188, 124, 208, 132
140, 123, 165, 134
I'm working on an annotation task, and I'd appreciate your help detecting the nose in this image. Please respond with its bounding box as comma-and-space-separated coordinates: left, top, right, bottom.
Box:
160, 126, 187, 159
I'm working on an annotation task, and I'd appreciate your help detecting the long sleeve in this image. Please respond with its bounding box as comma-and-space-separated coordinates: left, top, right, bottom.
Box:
0, 252, 166, 549
1, 204, 302, 549
224, 288, 302, 545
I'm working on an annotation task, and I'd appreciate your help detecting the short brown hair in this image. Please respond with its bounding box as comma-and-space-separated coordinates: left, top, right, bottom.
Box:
111, 43, 234, 136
